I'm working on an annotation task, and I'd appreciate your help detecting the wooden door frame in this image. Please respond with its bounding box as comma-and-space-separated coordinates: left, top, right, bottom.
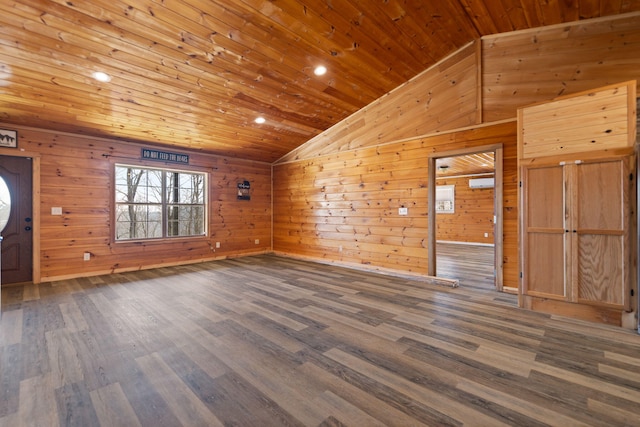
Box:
428, 144, 504, 291
637, 153, 640, 332
0, 148, 41, 284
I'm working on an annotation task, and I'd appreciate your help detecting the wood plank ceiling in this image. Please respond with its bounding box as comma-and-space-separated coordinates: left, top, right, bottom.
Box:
436, 153, 495, 178
0, 1, 637, 163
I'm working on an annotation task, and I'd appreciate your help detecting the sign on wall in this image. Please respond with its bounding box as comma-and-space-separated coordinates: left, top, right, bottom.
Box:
237, 180, 250, 200
141, 148, 189, 164
0, 129, 17, 148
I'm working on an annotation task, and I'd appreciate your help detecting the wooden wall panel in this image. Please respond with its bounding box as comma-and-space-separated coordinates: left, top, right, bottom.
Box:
273, 121, 517, 285
273, 13, 635, 289
277, 41, 480, 163
482, 13, 640, 122
435, 176, 494, 244
3, 13, 635, 289
518, 81, 636, 159
3, 125, 271, 282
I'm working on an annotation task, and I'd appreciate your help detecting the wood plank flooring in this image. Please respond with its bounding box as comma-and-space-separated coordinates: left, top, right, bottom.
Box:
436, 242, 495, 289
2, 254, 640, 426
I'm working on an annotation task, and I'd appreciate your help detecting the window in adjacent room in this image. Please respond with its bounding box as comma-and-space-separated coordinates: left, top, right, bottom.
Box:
435, 184, 455, 213
115, 165, 207, 241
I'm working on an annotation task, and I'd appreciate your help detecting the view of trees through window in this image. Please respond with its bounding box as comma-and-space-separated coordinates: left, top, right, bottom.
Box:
115, 165, 206, 240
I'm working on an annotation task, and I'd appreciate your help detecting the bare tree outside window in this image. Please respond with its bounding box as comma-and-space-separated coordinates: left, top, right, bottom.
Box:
115, 165, 206, 240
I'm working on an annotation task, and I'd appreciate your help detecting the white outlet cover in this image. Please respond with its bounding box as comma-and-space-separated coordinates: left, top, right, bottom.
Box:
399, 207, 408, 215
51, 207, 62, 215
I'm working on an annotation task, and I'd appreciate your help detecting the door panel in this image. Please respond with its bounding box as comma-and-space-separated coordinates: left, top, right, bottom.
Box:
522, 165, 567, 298
526, 233, 566, 297
526, 166, 565, 229
0, 156, 33, 284
576, 160, 627, 307
578, 234, 624, 305
577, 162, 624, 230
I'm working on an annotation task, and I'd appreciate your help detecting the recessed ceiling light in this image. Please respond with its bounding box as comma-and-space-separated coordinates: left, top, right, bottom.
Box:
254, 116, 266, 124
92, 71, 111, 82
314, 65, 327, 76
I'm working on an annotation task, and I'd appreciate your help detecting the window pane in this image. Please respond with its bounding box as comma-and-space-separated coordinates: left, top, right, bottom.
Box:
115, 204, 162, 239
0, 176, 10, 234
115, 168, 162, 204
167, 205, 205, 236
167, 172, 205, 204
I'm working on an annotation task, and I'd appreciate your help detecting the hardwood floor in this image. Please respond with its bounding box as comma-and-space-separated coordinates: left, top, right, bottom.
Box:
2, 254, 640, 426
436, 242, 495, 289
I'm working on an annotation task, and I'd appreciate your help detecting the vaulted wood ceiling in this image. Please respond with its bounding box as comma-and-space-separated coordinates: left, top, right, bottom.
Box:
0, 1, 637, 163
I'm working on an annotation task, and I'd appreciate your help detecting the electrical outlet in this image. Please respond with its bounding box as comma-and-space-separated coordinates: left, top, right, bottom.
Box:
255, 239, 260, 245
83, 252, 91, 261
215, 242, 220, 248
51, 207, 62, 215
484, 233, 489, 238
399, 207, 408, 215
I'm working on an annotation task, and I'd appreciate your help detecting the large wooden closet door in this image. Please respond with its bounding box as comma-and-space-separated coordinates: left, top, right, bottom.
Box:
522, 160, 630, 309
517, 81, 636, 325
522, 165, 567, 299
575, 160, 627, 308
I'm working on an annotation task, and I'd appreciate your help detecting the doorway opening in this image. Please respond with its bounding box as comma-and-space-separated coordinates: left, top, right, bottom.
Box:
428, 145, 504, 291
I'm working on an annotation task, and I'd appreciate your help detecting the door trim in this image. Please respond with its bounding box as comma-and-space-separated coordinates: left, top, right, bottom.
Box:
0, 148, 40, 284
428, 144, 504, 291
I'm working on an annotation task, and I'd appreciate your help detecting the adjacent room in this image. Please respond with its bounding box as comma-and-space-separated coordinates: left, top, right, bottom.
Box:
1, 1, 640, 425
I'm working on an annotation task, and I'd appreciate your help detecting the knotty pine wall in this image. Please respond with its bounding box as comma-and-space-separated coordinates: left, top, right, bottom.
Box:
435, 176, 494, 245
5, 125, 271, 282
273, 13, 639, 288
273, 121, 517, 282
482, 13, 640, 121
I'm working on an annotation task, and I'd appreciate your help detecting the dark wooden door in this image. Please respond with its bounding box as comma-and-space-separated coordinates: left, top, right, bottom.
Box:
0, 156, 33, 284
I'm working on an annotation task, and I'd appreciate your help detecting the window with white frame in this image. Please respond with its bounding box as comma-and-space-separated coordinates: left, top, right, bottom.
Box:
115, 165, 207, 241
435, 184, 455, 213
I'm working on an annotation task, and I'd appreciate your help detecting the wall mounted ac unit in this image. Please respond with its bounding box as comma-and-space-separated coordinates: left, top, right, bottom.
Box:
469, 178, 494, 189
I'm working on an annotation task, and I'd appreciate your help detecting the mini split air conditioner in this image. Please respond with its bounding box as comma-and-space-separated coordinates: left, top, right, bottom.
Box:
468, 178, 494, 189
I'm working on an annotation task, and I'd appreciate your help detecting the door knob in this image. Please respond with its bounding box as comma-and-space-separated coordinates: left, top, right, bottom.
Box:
25, 226, 31, 231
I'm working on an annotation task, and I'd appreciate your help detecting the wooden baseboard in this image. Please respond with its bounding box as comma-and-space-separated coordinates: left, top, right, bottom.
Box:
522, 295, 624, 327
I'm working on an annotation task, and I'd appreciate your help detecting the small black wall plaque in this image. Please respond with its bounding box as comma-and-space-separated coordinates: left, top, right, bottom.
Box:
237, 180, 250, 200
